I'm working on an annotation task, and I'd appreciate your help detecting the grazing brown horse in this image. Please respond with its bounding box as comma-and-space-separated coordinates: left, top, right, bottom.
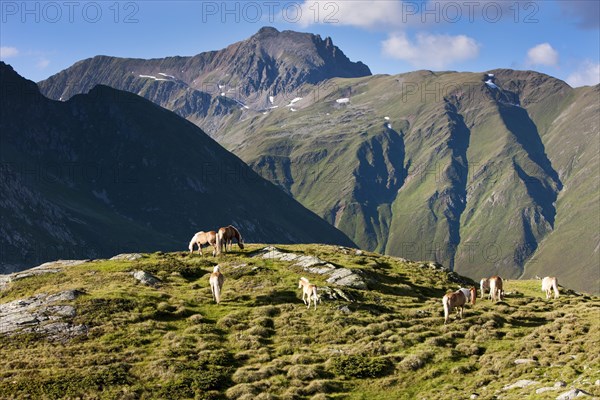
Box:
216, 225, 244, 255
442, 287, 476, 324
489, 275, 504, 302
542, 276, 559, 299
298, 277, 320, 310
188, 231, 218, 256
209, 265, 225, 304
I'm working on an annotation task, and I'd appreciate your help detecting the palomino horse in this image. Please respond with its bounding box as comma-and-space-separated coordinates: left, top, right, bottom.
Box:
488, 275, 504, 302
188, 231, 218, 256
216, 225, 244, 255
442, 287, 476, 324
298, 277, 320, 310
542, 276, 559, 299
209, 265, 225, 304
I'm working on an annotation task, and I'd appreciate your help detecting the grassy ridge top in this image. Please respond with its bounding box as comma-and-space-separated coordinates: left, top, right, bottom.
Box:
0, 244, 598, 399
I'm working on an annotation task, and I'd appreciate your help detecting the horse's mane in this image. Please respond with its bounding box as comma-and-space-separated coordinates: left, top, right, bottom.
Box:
228, 225, 242, 240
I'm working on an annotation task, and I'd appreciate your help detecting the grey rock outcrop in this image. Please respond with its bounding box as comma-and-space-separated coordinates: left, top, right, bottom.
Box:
131, 270, 161, 287
257, 247, 367, 290
0, 289, 86, 341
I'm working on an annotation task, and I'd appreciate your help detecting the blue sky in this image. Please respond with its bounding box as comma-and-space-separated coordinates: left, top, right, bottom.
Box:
1, 1, 598, 86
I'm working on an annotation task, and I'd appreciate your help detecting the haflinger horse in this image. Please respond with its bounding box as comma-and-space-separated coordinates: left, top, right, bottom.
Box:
542, 276, 559, 299
216, 225, 244, 255
480, 278, 491, 299
442, 287, 476, 324
209, 265, 225, 304
298, 277, 321, 310
188, 231, 218, 256
488, 275, 504, 302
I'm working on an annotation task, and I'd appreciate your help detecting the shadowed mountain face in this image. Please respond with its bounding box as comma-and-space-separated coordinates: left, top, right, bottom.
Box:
38, 26, 371, 135
0, 62, 355, 272
36, 29, 599, 293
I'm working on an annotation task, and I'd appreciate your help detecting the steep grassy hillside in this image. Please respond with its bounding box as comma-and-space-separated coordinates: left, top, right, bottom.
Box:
217, 71, 598, 294
1, 245, 598, 399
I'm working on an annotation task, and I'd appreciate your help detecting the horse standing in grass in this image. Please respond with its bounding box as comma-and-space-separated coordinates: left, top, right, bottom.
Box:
542, 276, 559, 299
298, 277, 320, 310
188, 231, 218, 256
480, 278, 491, 299
216, 225, 244, 255
209, 265, 225, 304
442, 287, 476, 324
488, 275, 504, 302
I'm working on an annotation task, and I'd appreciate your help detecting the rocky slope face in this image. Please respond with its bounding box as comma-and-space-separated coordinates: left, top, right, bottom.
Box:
38, 27, 371, 134
0, 63, 355, 272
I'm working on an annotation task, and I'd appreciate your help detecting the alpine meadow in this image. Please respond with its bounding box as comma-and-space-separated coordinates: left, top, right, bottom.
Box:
1, 2, 599, 399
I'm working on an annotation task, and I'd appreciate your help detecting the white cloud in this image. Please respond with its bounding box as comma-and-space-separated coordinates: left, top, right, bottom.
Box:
298, 0, 404, 28
526, 43, 559, 66
566, 61, 600, 87
36, 58, 50, 69
0, 46, 19, 59
382, 32, 480, 69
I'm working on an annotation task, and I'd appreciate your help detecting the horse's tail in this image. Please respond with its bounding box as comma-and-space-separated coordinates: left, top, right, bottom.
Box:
211, 276, 221, 304
216, 231, 223, 255
552, 278, 559, 299
188, 233, 197, 253
442, 295, 450, 324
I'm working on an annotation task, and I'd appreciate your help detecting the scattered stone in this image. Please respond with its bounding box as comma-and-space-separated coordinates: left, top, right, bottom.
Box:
110, 253, 143, 261
514, 358, 538, 365
355, 249, 364, 256
595, 380, 600, 386
555, 382, 567, 388
337, 305, 352, 314
131, 270, 161, 287
503, 380, 538, 390
470, 394, 479, 399
556, 389, 594, 399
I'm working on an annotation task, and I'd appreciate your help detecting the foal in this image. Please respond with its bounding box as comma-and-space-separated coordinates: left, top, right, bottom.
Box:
209, 266, 225, 304
442, 287, 476, 324
298, 277, 320, 310
542, 276, 559, 299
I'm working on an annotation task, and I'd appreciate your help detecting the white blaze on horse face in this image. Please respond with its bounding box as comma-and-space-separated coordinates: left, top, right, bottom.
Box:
213, 265, 220, 273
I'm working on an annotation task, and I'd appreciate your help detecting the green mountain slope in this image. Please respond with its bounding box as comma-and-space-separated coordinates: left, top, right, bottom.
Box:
215, 70, 598, 293
1, 245, 598, 399
0, 63, 355, 272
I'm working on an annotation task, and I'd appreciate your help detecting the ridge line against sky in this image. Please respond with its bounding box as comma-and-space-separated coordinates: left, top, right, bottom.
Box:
0, 0, 598, 86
